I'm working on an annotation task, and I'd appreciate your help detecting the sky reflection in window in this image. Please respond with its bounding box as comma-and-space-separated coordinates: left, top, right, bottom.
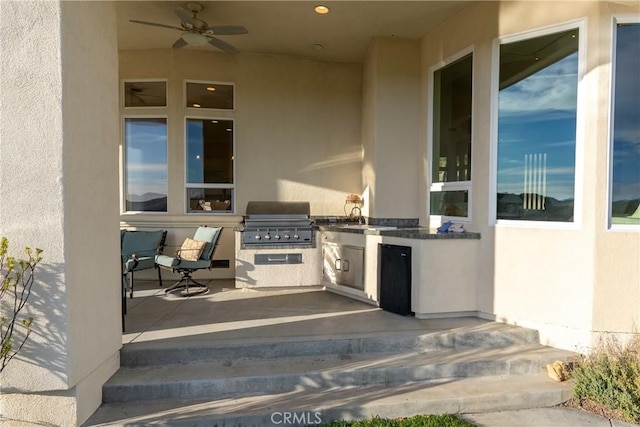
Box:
124, 118, 168, 212
611, 23, 640, 225
497, 29, 578, 222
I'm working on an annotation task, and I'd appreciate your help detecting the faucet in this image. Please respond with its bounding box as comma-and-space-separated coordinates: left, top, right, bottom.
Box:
350, 206, 364, 224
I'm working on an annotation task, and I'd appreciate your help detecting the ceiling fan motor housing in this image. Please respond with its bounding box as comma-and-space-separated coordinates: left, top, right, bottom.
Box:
184, 18, 207, 31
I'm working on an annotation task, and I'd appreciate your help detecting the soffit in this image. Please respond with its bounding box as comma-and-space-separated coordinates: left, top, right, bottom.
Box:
116, 1, 471, 63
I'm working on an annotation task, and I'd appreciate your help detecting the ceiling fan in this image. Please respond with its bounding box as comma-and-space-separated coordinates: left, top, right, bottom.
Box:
129, 2, 248, 54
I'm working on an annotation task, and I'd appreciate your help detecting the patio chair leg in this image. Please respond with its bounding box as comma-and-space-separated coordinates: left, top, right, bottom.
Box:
122, 287, 126, 332
121, 275, 128, 315
164, 271, 208, 297
129, 271, 134, 299
157, 266, 163, 287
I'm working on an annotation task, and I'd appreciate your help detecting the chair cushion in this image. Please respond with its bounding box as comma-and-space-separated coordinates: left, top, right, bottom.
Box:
193, 226, 222, 260
155, 254, 211, 270
178, 238, 207, 261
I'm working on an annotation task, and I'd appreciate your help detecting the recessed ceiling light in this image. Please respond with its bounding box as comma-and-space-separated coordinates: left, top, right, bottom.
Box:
193, 103, 201, 108
314, 5, 329, 14
312, 43, 324, 51
206, 87, 216, 91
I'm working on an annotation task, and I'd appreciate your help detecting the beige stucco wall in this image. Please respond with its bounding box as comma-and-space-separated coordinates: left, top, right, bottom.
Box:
591, 1, 640, 339
0, 1, 121, 425
119, 49, 363, 217
421, 0, 639, 351
362, 40, 378, 218
409, 238, 479, 317
362, 38, 422, 220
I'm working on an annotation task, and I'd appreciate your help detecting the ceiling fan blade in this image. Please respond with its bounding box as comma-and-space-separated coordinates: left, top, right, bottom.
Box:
174, 7, 195, 27
207, 37, 239, 54
172, 37, 188, 49
129, 19, 182, 31
207, 25, 248, 35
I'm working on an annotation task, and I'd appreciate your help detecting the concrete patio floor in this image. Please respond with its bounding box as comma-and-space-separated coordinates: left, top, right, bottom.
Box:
122, 279, 490, 348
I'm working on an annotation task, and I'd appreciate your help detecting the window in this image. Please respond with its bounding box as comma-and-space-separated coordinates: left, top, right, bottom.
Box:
123, 80, 167, 108
610, 22, 640, 227
496, 27, 579, 222
186, 81, 234, 110
186, 118, 235, 213
123, 118, 168, 212
430, 52, 473, 221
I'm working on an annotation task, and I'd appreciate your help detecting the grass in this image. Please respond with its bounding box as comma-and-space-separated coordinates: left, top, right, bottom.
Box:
320, 414, 474, 427
571, 334, 640, 423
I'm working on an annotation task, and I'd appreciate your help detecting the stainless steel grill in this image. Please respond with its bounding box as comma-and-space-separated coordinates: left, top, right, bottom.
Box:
242, 201, 313, 246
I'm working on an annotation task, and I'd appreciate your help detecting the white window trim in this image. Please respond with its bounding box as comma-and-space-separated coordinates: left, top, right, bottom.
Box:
429, 182, 473, 224
427, 46, 475, 225
121, 79, 168, 110
489, 19, 587, 230
184, 79, 236, 112
184, 116, 236, 215
607, 16, 640, 232
121, 115, 169, 215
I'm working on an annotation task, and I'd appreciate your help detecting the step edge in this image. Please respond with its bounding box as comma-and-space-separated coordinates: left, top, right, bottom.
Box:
90, 376, 573, 426
102, 357, 573, 403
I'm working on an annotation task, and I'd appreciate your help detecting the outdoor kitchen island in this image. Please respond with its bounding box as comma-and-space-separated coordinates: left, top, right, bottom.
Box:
235, 213, 481, 319
318, 225, 481, 318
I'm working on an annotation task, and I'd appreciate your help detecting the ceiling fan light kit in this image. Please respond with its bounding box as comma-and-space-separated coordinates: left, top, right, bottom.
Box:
182, 32, 208, 45
129, 2, 247, 54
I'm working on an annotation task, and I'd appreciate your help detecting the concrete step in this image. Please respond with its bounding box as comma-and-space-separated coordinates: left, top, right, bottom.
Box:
103, 344, 573, 403
120, 322, 541, 367
86, 373, 574, 426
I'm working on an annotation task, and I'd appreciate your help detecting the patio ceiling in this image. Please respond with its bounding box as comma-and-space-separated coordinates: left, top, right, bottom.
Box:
116, 1, 471, 63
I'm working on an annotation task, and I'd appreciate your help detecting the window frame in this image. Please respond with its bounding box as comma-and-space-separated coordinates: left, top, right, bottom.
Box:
121, 115, 169, 215
607, 16, 640, 232
489, 19, 587, 229
184, 80, 235, 111
183, 115, 237, 215
121, 79, 168, 109
427, 46, 474, 225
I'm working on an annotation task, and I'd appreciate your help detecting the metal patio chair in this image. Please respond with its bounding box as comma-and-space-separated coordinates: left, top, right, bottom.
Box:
121, 229, 167, 298
120, 229, 167, 332
155, 226, 222, 297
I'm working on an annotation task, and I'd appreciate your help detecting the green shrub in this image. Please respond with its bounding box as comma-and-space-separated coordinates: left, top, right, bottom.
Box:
572, 335, 640, 423
0, 237, 42, 373
321, 414, 474, 427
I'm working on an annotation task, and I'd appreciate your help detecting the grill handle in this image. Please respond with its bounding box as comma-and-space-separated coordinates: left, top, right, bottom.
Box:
268, 254, 290, 263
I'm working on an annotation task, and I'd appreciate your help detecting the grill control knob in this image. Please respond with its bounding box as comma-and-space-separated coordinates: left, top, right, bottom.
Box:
274, 234, 281, 240
264, 234, 271, 240
284, 234, 290, 240
255, 235, 261, 240
294, 234, 300, 240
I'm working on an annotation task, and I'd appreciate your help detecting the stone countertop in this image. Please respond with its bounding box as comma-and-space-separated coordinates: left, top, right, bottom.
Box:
234, 224, 481, 239
317, 225, 481, 240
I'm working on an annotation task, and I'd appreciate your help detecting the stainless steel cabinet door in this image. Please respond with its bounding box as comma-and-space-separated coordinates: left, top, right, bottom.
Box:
322, 242, 364, 290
